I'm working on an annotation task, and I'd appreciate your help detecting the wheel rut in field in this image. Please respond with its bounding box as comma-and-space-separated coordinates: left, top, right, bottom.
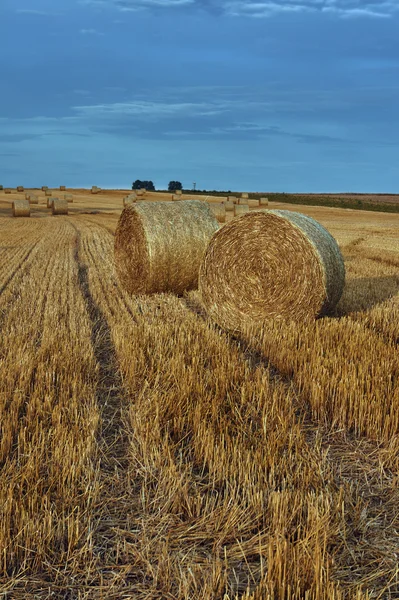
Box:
71, 223, 139, 582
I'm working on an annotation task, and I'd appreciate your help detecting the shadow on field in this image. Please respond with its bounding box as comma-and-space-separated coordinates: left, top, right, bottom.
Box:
336, 275, 399, 315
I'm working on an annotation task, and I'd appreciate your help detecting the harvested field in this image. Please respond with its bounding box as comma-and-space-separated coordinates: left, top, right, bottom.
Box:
0, 188, 399, 598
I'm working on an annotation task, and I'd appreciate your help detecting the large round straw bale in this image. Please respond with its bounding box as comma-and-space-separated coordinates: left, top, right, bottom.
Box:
241, 193, 249, 199
248, 198, 260, 208
64, 194, 73, 202
28, 194, 39, 204
45, 190, 52, 197
17, 186, 24, 192
199, 210, 345, 333
115, 200, 219, 296
209, 202, 226, 223
225, 200, 234, 212
5, 189, 12, 194
13, 200, 30, 217
234, 204, 249, 217
60, 185, 66, 191
260, 197, 268, 206
52, 198, 68, 215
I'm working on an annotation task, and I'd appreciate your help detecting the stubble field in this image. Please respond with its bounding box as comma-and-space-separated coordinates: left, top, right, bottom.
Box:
0, 188, 398, 599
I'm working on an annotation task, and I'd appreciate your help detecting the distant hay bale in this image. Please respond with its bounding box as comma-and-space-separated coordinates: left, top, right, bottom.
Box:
64, 194, 73, 203
47, 196, 54, 208
16, 186, 24, 192
123, 195, 136, 207
225, 200, 234, 212
172, 194, 182, 201
248, 198, 260, 208
199, 210, 345, 333
27, 194, 39, 204
52, 198, 68, 215
260, 197, 269, 207
42, 186, 48, 191
0, 185, 3, 190
228, 196, 237, 203
238, 197, 249, 205
136, 189, 146, 197
13, 200, 30, 217
234, 204, 249, 217
115, 200, 219, 296
5, 189, 12, 194
45, 190, 52, 197
91, 186, 100, 194
60, 186, 66, 191
241, 193, 249, 199
174, 189, 182, 195
209, 202, 226, 223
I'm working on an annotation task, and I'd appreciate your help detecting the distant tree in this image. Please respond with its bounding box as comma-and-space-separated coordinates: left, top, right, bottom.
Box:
168, 181, 182, 191
132, 179, 155, 191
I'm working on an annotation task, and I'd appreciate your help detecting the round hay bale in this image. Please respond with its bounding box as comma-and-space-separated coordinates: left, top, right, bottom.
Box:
172, 194, 182, 201
228, 196, 238, 204
45, 190, 52, 197
238, 197, 249, 205
199, 210, 345, 333
241, 193, 249, 199
16, 186, 24, 192
4, 189, 12, 194
42, 186, 48, 191
60, 186, 66, 191
248, 198, 260, 208
260, 197, 269, 207
174, 189, 182, 195
91, 186, 100, 194
47, 196, 54, 208
136, 189, 146, 197
209, 202, 226, 223
13, 200, 30, 217
115, 200, 219, 296
225, 200, 234, 212
0, 185, 3, 190
234, 204, 249, 217
28, 194, 39, 204
52, 198, 68, 215
64, 194, 73, 203
123, 196, 136, 207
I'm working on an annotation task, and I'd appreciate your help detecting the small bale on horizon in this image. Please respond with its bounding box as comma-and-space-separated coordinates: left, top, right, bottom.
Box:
52, 198, 68, 215
114, 200, 219, 296
260, 197, 269, 206
13, 200, 30, 217
42, 186, 48, 191
17, 186, 24, 192
199, 210, 345, 334
241, 193, 249, 199
228, 196, 238, 204
5, 189, 12, 194
60, 186, 66, 191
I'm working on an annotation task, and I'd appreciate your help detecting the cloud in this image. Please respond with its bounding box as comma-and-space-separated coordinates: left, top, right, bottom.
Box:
79, 0, 399, 17
79, 28, 105, 34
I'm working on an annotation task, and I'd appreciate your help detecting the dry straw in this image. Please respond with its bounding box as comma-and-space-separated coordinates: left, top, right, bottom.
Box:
238, 197, 249, 205
209, 202, 226, 223
60, 186, 66, 191
248, 198, 260, 208
172, 194, 182, 201
41, 186, 48, 191
12, 200, 30, 217
260, 197, 269, 206
52, 198, 68, 215
45, 190, 52, 197
91, 186, 100, 194
199, 209, 345, 333
64, 194, 73, 203
114, 200, 219, 295
228, 196, 237, 203
4, 189, 12, 194
17, 186, 24, 192
136, 189, 146, 196
123, 195, 136, 207
47, 197, 54, 209
225, 200, 234, 212
234, 204, 249, 217
28, 194, 39, 204
241, 192, 249, 199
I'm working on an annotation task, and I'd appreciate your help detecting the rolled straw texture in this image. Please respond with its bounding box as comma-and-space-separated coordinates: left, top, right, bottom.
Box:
13, 200, 30, 217
234, 204, 249, 217
209, 202, 226, 223
199, 209, 345, 333
64, 194, 73, 202
114, 200, 219, 296
52, 198, 68, 215
260, 197, 269, 206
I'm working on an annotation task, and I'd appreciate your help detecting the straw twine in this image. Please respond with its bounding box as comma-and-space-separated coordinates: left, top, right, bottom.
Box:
13, 200, 30, 217
52, 198, 68, 215
199, 209, 345, 333
209, 202, 226, 223
114, 200, 219, 296
234, 204, 249, 217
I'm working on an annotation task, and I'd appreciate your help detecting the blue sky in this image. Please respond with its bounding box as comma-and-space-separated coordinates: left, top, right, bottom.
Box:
1, 0, 399, 191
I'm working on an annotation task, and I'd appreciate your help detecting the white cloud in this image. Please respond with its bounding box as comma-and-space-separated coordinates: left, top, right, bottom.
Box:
79, 28, 105, 34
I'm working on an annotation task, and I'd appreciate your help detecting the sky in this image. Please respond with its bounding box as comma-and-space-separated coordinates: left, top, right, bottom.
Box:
1, 0, 399, 192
